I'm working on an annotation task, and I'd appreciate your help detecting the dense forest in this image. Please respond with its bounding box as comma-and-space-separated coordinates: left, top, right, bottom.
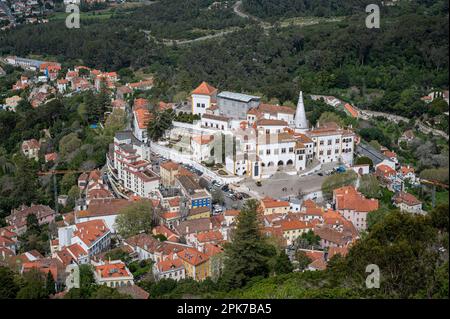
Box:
241, 0, 448, 20
0, 1, 448, 118
241, 0, 381, 19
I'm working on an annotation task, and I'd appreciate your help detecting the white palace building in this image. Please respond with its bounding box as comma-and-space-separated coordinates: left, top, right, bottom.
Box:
190, 82, 356, 179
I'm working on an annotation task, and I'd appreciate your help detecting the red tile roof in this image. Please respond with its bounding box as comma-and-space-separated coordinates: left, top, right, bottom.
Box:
334, 186, 379, 212
261, 197, 290, 209
177, 247, 209, 266
393, 191, 422, 206
73, 220, 110, 247
160, 160, 179, 171
95, 261, 132, 279
191, 82, 217, 96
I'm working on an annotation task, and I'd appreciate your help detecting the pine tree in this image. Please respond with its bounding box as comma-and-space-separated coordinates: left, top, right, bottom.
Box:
221, 199, 275, 289
46, 271, 56, 296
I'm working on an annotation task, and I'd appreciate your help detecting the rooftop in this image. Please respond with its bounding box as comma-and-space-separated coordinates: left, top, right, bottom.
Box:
217, 91, 260, 103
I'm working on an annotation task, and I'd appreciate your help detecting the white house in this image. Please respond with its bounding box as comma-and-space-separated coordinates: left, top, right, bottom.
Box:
191, 82, 218, 116
57, 219, 111, 259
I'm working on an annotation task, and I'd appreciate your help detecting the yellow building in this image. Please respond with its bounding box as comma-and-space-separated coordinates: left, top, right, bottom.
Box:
159, 161, 179, 186
260, 196, 290, 215
186, 206, 211, 220
177, 248, 211, 281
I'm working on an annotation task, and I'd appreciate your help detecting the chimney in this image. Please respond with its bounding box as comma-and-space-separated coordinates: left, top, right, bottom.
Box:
186, 226, 189, 234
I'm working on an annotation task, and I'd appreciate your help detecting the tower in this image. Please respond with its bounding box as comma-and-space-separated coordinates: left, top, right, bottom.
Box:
294, 90, 308, 132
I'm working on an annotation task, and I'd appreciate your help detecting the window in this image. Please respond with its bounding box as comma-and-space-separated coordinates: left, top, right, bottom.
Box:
319, 151, 323, 156
336, 138, 340, 143
266, 149, 271, 155
327, 140, 332, 146
319, 140, 324, 145
197, 103, 201, 108
335, 149, 339, 154
299, 155, 303, 160
327, 150, 331, 155
289, 147, 294, 153
281, 148, 286, 154
266, 129, 270, 134
201, 103, 206, 108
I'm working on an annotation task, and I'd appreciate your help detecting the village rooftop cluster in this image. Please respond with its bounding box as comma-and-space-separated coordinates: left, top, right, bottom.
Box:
0, 55, 441, 299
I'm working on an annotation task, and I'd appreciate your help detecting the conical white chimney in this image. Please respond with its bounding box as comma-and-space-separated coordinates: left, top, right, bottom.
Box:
295, 91, 308, 132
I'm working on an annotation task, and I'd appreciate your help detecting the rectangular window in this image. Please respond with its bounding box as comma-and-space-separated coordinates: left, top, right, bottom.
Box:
281, 148, 286, 154
327, 140, 332, 146
319, 140, 324, 145
266, 149, 271, 155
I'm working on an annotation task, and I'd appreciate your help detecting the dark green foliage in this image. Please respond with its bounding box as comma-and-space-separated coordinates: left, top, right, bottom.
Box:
0, 266, 20, 299
269, 250, 293, 275
16, 269, 49, 299
355, 156, 373, 167
147, 109, 174, 141
221, 199, 276, 289
242, 0, 382, 20
45, 271, 56, 296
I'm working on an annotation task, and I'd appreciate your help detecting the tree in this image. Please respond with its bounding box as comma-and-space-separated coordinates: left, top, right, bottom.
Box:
420, 167, 449, 185
90, 285, 131, 299
294, 250, 312, 271
59, 133, 82, 158
60, 173, 77, 194
366, 207, 392, 231
321, 171, 358, 200
221, 199, 275, 289
147, 109, 174, 141
269, 251, 293, 275
0, 266, 20, 299
64, 264, 97, 299
104, 108, 127, 137
16, 269, 48, 299
115, 200, 154, 238
297, 230, 321, 248
211, 188, 224, 205
45, 271, 56, 296
318, 112, 343, 126
358, 174, 381, 199
355, 156, 373, 167
429, 204, 449, 233
343, 211, 439, 298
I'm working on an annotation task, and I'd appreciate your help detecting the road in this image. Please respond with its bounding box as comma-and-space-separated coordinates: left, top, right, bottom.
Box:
313, 94, 449, 141
357, 107, 449, 140
142, 1, 339, 46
